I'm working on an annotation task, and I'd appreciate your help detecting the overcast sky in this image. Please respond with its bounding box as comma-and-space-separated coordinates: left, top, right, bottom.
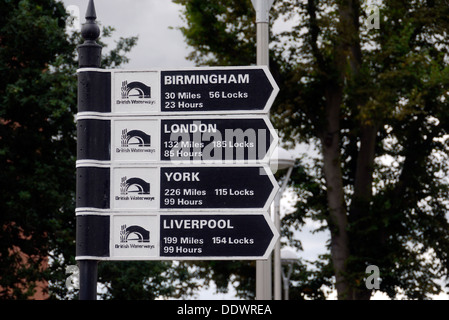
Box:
63, 0, 195, 69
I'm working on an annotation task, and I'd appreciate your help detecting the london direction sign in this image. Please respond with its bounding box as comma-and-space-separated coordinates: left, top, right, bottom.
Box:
76, 114, 278, 163
75, 165, 279, 213
77, 66, 279, 115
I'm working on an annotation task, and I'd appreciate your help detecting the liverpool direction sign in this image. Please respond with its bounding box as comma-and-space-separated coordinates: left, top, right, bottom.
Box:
76, 212, 279, 261
159, 213, 278, 259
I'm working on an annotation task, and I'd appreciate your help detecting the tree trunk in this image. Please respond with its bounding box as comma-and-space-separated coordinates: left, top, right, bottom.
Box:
322, 0, 370, 300
348, 124, 378, 300
321, 85, 351, 300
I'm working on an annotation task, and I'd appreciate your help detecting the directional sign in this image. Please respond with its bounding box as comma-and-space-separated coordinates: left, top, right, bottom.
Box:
159, 214, 278, 259
76, 165, 279, 212
77, 115, 278, 163
159, 166, 278, 210
77, 212, 279, 261
77, 66, 279, 115
159, 116, 277, 162
159, 67, 278, 113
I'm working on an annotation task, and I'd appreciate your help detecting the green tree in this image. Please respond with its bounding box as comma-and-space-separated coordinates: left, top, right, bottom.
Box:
173, 0, 449, 299
0, 0, 198, 300
0, 0, 76, 299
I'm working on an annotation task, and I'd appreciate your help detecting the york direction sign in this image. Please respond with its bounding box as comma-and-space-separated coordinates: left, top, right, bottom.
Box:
76, 213, 279, 261
76, 114, 278, 163
75, 165, 279, 212
159, 166, 277, 210
77, 66, 279, 115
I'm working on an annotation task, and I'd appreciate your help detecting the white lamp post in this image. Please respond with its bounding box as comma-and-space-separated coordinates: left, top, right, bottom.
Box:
251, 0, 275, 66
271, 147, 295, 300
252, 0, 276, 301
256, 145, 295, 300
281, 248, 299, 300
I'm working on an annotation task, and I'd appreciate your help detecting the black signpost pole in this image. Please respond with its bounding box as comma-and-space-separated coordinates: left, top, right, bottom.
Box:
77, 0, 102, 300
78, 260, 98, 300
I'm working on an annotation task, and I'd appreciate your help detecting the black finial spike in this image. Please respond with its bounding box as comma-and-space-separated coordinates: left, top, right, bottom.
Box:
81, 0, 100, 42
85, 0, 97, 20
78, 0, 102, 68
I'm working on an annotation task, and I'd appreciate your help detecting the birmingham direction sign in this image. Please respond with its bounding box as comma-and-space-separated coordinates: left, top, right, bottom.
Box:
78, 66, 279, 115
160, 68, 277, 113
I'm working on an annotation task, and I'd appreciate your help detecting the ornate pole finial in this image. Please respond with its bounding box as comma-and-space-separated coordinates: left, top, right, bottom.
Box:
78, 0, 102, 68
85, 0, 97, 20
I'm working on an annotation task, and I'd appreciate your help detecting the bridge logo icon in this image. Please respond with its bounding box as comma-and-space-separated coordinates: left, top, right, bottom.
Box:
120, 225, 150, 243
121, 80, 151, 99
121, 129, 151, 147
120, 176, 151, 195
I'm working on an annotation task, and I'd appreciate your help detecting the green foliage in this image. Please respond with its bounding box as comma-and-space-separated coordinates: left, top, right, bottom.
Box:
173, 0, 256, 66
0, 0, 76, 299
98, 261, 201, 300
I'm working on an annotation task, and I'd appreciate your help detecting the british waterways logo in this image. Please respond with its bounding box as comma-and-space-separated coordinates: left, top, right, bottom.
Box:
120, 224, 150, 243
116, 80, 156, 106
116, 129, 156, 155
115, 176, 155, 201
121, 81, 151, 99
115, 224, 155, 250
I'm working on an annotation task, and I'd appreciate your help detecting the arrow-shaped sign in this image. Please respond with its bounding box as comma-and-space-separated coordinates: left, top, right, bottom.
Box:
159, 166, 278, 211
76, 165, 279, 212
159, 67, 278, 113
160, 116, 277, 162
159, 213, 278, 259
77, 66, 279, 115
77, 212, 279, 261
76, 115, 279, 163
